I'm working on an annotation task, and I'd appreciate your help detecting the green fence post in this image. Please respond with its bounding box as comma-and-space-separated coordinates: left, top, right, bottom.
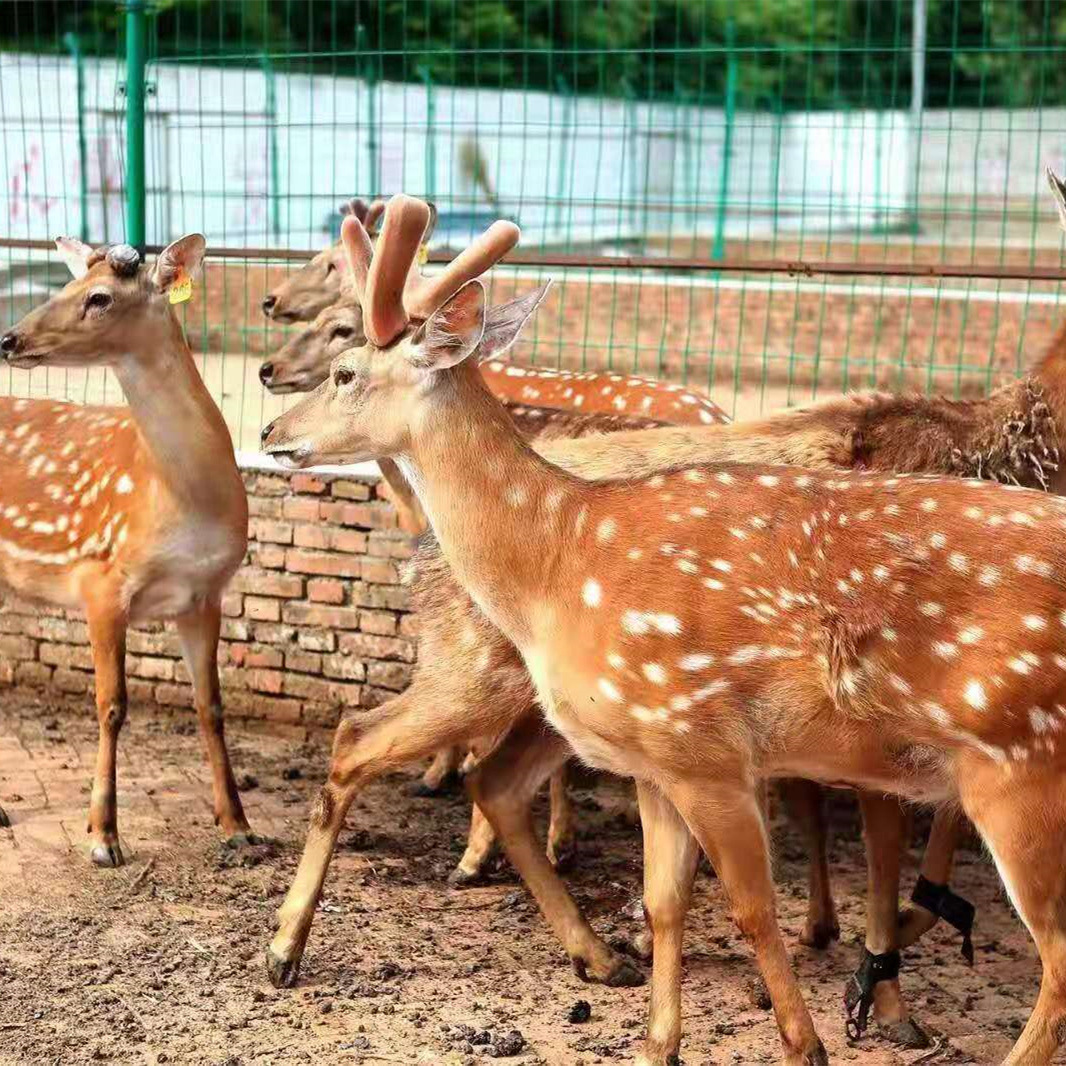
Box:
63, 31, 89, 242
712, 19, 737, 261
418, 66, 436, 202
357, 25, 379, 195
124, 0, 148, 254
259, 52, 281, 240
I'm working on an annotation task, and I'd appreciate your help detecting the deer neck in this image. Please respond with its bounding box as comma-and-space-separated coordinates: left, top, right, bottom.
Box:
112, 316, 242, 517
397, 366, 582, 645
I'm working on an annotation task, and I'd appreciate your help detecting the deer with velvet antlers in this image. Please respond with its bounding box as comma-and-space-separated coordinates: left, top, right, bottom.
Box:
264, 194, 1066, 1066
0, 237, 256, 865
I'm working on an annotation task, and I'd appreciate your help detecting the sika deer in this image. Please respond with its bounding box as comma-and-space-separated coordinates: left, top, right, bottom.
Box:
265, 196, 1066, 1066
0, 238, 254, 865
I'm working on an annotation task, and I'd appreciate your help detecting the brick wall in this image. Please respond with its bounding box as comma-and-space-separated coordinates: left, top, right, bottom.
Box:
0, 466, 420, 734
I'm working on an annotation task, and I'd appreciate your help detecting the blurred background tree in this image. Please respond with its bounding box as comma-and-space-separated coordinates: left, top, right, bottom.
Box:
1, 0, 1064, 108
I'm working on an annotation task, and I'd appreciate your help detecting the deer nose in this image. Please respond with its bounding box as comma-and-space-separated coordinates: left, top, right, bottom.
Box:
262, 295, 277, 316
259, 362, 274, 385
0, 331, 21, 357
261, 419, 276, 447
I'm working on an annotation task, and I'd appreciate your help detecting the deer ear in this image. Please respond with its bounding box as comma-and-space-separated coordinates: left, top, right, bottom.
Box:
151, 233, 206, 293
479, 281, 552, 362
1048, 166, 1066, 233
54, 237, 94, 279
408, 280, 486, 370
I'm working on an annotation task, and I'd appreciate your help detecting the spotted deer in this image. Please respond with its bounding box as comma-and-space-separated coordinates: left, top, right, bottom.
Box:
264, 195, 1066, 1066
0, 237, 254, 866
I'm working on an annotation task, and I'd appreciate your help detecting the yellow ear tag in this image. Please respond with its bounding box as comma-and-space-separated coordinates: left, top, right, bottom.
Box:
417, 243, 429, 266
168, 269, 193, 305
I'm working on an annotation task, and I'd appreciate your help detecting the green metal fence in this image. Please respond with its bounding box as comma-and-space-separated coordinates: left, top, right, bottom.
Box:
3, 1, 1066, 450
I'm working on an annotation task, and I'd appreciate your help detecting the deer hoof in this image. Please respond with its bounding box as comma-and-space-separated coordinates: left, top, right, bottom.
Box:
447, 864, 488, 888
602, 955, 646, 988
225, 830, 266, 848
91, 841, 126, 868
266, 948, 301, 989
877, 1018, 930, 1049
0, 805, 9, 828
804, 1040, 829, 1065
547, 838, 577, 872
799, 917, 840, 950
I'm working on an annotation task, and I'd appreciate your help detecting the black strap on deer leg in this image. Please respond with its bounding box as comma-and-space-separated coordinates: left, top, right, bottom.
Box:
911, 875, 975, 964
844, 947, 900, 1040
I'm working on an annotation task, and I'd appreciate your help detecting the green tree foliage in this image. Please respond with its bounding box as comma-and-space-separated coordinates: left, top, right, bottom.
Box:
1, 0, 1063, 109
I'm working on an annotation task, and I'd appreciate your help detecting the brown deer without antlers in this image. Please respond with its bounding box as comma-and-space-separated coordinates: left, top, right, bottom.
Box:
265, 195, 1066, 1066
0, 237, 255, 866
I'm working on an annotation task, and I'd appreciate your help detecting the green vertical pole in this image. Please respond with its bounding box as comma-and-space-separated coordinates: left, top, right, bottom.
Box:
124, 0, 147, 253
63, 32, 89, 242
418, 66, 436, 200
259, 53, 281, 239
357, 25, 379, 194
712, 19, 737, 261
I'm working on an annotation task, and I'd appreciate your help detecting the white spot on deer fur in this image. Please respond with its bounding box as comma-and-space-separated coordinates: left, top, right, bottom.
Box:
506, 485, 527, 508
628, 548, 643, 561
607, 652, 626, 670
575, 506, 589, 535
758, 475, 779, 487
716, 472, 734, 486
964, 680, 987, 710
31, 521, 55, 535
582, 579, 602, 608
596, 517, 617, 544
677, 559, 698, 575
704, 578, 725, 590
679, 653, 714, 671
933, 642, 958, 659
598, 678, 623, 703
642, 663, 667, 684
1030, 707, 1055, 734
1015, 554, 1052, 577
1024, 615, 1047, 632
692, 679, 731, 700
881, 627, 897, 642
978, 566, 1001, 587
728, 646, 760, 665
948, 552, 969, 573
958, 625, 983, 645
921, 498, 938, 512
1008, 657, 1032, 675
919, 602, 944, 618
930, 532, 947, 549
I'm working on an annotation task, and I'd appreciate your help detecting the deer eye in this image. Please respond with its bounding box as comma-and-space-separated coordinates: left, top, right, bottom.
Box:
334, 367, 355, 388
330, 325, 355, 342
85, 290, 113, 313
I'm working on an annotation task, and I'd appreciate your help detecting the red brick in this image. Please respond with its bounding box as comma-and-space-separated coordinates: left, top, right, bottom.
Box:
155, 684, 195, 708
398, 614, 420, 639
308, 578, 345, 605
128, 655, 175, 681
339, 632, 417, 663
249, 669, 285, 695
282, 603, 363, 630
0, 635, 38, 661
15, 662, 52, 686
248, 496, 283, 519
245, 596, 281, 622
321, 500, 397, 530
284, 549, 361, 579
221, 592, 244, 618
303, 703, 344, 729
359, 610, 396, 636
251, 622, 297, 645
361, 558, 399, 585
221, 619, 252, 642
368, 661, 414, 691
226, 691, 303, 723
291, 473, 328, 495
0, 662, 14, 685
256, 544, 288, 569
127, 679, 156, 704
285, 649, 322, 674
227, 644, 284, 670
297, 630, 336, 653
330, 529, 369, 554
53, 668, 93, 694
293, 524, 330, 550
282, 497, 322, 522
331, 479, 372, 501
358, 585, 411, 612
253, 474, 290, 497
322, 653, 367, 682
283, 672, 362, 706
231, 568, 303, 598
127, 630, 183, 657
367, 531, 417, 558
252, 518, 294, 545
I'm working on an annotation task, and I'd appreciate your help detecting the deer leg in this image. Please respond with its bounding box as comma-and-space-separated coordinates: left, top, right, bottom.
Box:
634, 782, 699, 1066
465, 712, 643, 988
956, 757, 1066, 1066
267, 682, 493, 986
449, 800, 500, 885
778, 779, 839, 949
668, 778, 826, 1066
176, 601, 253, 842
413, 745, 463, 796
85, 594, 128, 868
853, 792, 929, 1048
898, 805, 969, 949
546, 761, 576, 870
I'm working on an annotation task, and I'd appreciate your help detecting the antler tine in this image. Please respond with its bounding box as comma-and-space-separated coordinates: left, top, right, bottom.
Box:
364, 195, 431, 346
339, 198, 369, 222
340, 215, 374, 304
403, 218, 520, 322
365, 198, 388, 237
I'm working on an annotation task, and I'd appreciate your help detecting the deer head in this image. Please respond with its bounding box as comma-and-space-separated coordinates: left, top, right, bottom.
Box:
0, 235, 205, 370
262, 195, 543, 467
261, 198, 390, 322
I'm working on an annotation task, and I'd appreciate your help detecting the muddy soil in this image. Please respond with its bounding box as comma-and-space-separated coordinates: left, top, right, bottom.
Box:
0, 688, 1050, 1065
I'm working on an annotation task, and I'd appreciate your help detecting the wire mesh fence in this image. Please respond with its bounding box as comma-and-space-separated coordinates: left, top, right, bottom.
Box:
2, 0, 1066, 450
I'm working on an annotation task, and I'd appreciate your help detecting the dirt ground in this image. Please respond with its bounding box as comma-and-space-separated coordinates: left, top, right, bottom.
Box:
0, 687, 1052, 1066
